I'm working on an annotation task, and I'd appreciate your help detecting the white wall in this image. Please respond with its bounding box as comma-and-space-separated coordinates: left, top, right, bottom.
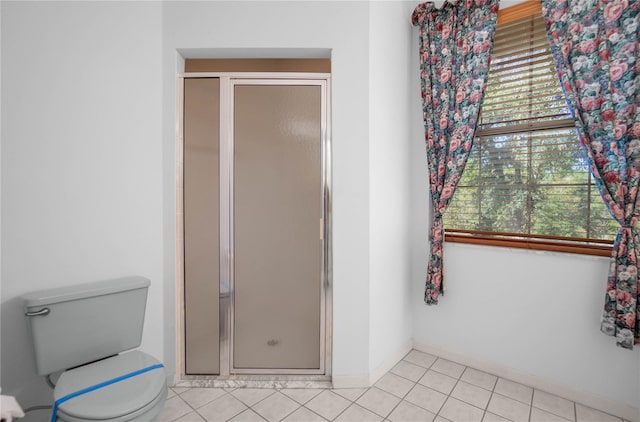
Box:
6, 0, 631, 419
412, 243, 640, 409
408, 25, 640, 412
2, 1, 416, 413
368, 1, 415, 379
160, 1, 375, 385
1, 2, 163, 417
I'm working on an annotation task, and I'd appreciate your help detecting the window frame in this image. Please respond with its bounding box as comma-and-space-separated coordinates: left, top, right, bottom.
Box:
444, 1, 615, 257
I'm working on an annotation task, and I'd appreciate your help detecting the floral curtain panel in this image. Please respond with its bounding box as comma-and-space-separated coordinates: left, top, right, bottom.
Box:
412, 0, 499, 304
542, 0, 640, 349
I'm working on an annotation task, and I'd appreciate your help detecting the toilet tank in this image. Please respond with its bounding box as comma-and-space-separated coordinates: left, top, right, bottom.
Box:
23, 276, 150, 376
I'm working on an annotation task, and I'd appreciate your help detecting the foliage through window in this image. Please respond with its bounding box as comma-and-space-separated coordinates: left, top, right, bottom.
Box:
444, 7, 617, 251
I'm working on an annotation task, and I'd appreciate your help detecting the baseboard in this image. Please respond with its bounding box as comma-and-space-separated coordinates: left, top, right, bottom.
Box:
332, 375, 370, 389
414, 341, 639, 422
332, 340, 413, 389
369, 340, 413, 385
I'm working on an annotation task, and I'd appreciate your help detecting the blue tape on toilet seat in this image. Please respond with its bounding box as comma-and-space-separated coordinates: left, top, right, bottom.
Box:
51, 363, 164, 422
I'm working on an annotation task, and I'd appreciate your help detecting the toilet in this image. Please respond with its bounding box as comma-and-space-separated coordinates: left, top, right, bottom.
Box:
23, 276, 167, 421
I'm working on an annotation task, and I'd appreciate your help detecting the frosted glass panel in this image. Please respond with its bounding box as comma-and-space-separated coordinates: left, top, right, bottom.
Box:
184, 78, 220, 375
234, 85, 322, 369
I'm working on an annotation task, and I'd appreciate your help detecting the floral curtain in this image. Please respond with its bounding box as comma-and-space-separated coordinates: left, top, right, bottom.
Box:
542, 0, 640, 349
412, 0, 499, 304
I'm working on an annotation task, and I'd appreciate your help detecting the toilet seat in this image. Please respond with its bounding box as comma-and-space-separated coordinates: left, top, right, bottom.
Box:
55, 389, 167, 422
53, 351, 166, 421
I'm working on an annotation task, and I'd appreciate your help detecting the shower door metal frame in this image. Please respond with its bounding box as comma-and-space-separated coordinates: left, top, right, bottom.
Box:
177, 72, 332, 379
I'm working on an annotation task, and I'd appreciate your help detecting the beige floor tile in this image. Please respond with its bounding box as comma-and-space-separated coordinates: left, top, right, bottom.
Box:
404, 384, 447, 414
306, 390, 352, 421
482, 412, 511, 422
494, 378, 533, 405
228, 409, 267, 422
231, 388, 277, 407
487, 393, 531, 422
175, 412, 206, 422
198, 394, 248, 422
387, 400, 436, 422
164, 351, 619, 422
431, 359, 465, 379
460, 368, 497, 391
180, 388, 227, 409
390, 361, 428, 382
450, 381, 491, 409
158, 395, 194, 422
530, 407, 571, 422
575, 403, 622, 422
404, 350, 438, 369
335, 404, 384, 422
282, 407, 327, 422
418, 370, 457, 395
167, 389, 176, 399
332, 388, 369, 402
439, 397, 484, 422
281, 388, 324, 405
533, 390, 575, 421
356, 387, 402, 418
251, 392, 300, 422
375, 373, 416, 398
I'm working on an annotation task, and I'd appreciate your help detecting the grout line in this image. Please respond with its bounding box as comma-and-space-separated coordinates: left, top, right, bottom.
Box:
493, 378, 535, 407
369, 386, 401, 418
319, 393, 352, 421
331, 402, 363, 421
528, 400, 533, 422
485, 370, 502, 422
273, 398, 302, 422
336, 387, 367, 402
387, 364, 427, 384
487, 392, 520, 422
236, 388, 278, 408
300, 403, 331, 421
249, 408, 268, 422
192, 409, 204, 422
166, 352, 622, 422
378, 369, 423, 420
304, 390, 350, 421
443, 371, 463, 418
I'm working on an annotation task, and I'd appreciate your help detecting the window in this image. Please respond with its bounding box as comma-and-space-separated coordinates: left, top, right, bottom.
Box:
444, 3, 616, 256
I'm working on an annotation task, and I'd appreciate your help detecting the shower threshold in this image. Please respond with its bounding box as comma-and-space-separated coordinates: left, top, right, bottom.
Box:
174, 374, 332, 389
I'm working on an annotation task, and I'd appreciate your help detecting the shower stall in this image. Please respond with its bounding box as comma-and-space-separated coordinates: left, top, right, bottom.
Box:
178, 67, 331, 378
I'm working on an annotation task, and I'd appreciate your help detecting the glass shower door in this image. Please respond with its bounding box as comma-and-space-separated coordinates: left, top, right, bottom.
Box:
182, 77, 328, 375
232, 83, 323, 371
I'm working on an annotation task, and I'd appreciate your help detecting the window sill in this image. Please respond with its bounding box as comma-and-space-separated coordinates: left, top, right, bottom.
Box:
445, 229, 613, 257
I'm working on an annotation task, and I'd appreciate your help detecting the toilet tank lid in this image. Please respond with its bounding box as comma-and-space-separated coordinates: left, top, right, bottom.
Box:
23, 276, 150, 308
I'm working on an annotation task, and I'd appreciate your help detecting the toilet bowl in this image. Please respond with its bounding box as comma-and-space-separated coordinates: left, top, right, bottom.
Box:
22, 277, 167, 421
53, 351, 167, 422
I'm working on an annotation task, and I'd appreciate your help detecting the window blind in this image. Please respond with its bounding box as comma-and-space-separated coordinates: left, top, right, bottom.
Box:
481, 13, 572, 132
444, 12, 618, 243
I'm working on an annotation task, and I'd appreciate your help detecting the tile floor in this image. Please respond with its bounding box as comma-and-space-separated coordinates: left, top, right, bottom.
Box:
159, 350, 628, 422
